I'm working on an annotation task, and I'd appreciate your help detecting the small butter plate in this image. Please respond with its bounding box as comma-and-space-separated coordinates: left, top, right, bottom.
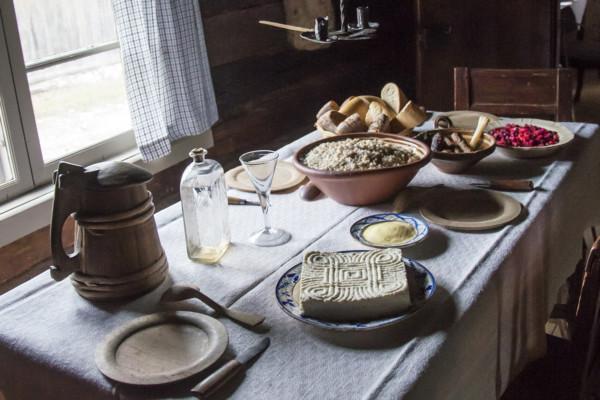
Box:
275, 255, 436, 331
350, 213, 429, 248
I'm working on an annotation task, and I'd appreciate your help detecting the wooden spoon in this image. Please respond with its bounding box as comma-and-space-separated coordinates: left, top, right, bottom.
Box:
469, 116, 490, 149
160, 284, 265, 327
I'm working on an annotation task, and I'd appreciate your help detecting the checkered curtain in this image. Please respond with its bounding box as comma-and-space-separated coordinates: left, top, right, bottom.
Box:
112, 0, 218, 161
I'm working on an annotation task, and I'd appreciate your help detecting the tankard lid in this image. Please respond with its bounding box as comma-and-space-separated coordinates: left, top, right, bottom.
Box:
85, 161, 153, 188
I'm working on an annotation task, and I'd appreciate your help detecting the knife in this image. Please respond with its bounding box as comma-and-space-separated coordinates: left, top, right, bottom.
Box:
228, 196, 260, 206
470, 179, 534, 192
191, 337, 271, 399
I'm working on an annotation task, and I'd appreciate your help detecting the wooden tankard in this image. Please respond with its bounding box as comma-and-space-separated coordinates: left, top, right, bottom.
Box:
50, 161, 168, 300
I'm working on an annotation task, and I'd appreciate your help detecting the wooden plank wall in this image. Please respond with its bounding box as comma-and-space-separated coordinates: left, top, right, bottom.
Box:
0, 0, 414, 293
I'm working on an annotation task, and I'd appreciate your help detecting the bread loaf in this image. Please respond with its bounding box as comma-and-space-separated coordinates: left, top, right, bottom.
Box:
396, 101, 428, 129
381, 83, 408, 113
336, 113, 366, 134
340, 96, 356, 110
316, 100, 340, 120
338, 97, 370, 121
360, 96, 397, 119
316, 110, 346, 132
368, 113, 390, 133
365, 102, 384, 126
387, 117, 406, 134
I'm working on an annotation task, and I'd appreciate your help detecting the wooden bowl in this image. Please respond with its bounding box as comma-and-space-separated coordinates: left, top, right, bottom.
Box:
486, 118, 574, 159
293, 133, 431, 206
415, 128, 496, 174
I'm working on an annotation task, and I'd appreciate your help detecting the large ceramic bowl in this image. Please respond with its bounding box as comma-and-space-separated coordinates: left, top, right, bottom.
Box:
486, 118, 574, 159
415, 128, 496, 174
315, 122, 413, 138
292, 133, 431, 206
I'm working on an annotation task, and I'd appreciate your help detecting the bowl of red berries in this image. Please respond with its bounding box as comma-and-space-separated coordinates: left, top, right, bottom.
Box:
487, 118, 574, 159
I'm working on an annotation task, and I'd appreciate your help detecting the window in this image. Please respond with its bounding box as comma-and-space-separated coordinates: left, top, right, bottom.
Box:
0, 0, 136, 203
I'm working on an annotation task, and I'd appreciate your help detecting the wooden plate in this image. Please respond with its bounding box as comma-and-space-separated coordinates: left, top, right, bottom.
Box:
225, 160, 305, 192
436, 110, 499, 129
95, 311, 228, 385
419, 189, 522, 231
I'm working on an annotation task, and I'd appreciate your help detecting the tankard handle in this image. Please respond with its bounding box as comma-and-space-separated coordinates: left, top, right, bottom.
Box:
50, 163, 83, 281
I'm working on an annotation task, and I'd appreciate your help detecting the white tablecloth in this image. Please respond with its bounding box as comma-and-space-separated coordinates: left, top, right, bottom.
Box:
1, 122, 599, 400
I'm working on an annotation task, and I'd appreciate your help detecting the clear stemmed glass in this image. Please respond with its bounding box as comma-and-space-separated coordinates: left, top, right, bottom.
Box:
239, 150, 291, 247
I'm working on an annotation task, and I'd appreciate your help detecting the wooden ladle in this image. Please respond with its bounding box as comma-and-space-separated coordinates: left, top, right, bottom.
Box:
160, 284, 265, 327
258, 20, 311, 33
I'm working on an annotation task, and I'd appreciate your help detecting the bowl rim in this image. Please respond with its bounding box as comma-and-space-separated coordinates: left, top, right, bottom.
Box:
292, 133, 432, 177
415, 128, 496, 160
486, 119, 575, 152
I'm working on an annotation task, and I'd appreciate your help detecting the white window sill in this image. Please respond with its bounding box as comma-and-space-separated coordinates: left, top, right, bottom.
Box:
0, 130, 213, 248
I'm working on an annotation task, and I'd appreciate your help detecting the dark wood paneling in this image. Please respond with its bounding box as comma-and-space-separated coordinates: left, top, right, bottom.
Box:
453, 67, 574, 121
201, 0, 279, 18
417, 0, 559, 110
204, 2, 288, 67
0, 219, 74, 292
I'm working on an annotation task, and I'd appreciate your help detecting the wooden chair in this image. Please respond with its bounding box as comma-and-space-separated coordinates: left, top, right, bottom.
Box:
579, 236, 600, 399
453, 67, 575, 121
502, 232, 600, 400
561, 0, 600, 102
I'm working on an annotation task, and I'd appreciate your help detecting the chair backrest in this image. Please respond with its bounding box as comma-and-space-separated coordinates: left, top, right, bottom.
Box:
577, 235, 600, 335
453, 67, 575, 121
579, 236, 600, 399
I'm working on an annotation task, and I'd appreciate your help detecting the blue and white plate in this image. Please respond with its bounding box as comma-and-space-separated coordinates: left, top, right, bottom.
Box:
275, 254, 436, 331
350, 213, 429, 248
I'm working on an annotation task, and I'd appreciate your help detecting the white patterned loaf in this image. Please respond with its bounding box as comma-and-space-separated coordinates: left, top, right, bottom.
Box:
299, 248, 411, 321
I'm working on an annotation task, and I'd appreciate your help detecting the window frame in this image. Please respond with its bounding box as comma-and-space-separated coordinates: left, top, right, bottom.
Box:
0, 0, 136, 200
0, 9, 34, 203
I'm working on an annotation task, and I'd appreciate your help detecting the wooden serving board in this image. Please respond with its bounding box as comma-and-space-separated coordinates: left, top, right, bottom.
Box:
95, 312, 228, 385
225, 161, 305, 192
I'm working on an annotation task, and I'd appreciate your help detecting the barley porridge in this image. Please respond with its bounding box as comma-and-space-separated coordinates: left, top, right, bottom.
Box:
302, 138, 419, 172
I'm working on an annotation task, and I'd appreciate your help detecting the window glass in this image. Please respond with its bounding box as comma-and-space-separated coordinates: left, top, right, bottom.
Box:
0, 98, 16, 187
14, 0, 131, 162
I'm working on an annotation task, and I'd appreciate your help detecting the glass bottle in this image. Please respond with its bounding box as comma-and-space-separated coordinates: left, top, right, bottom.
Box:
180, 148, 230, 263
